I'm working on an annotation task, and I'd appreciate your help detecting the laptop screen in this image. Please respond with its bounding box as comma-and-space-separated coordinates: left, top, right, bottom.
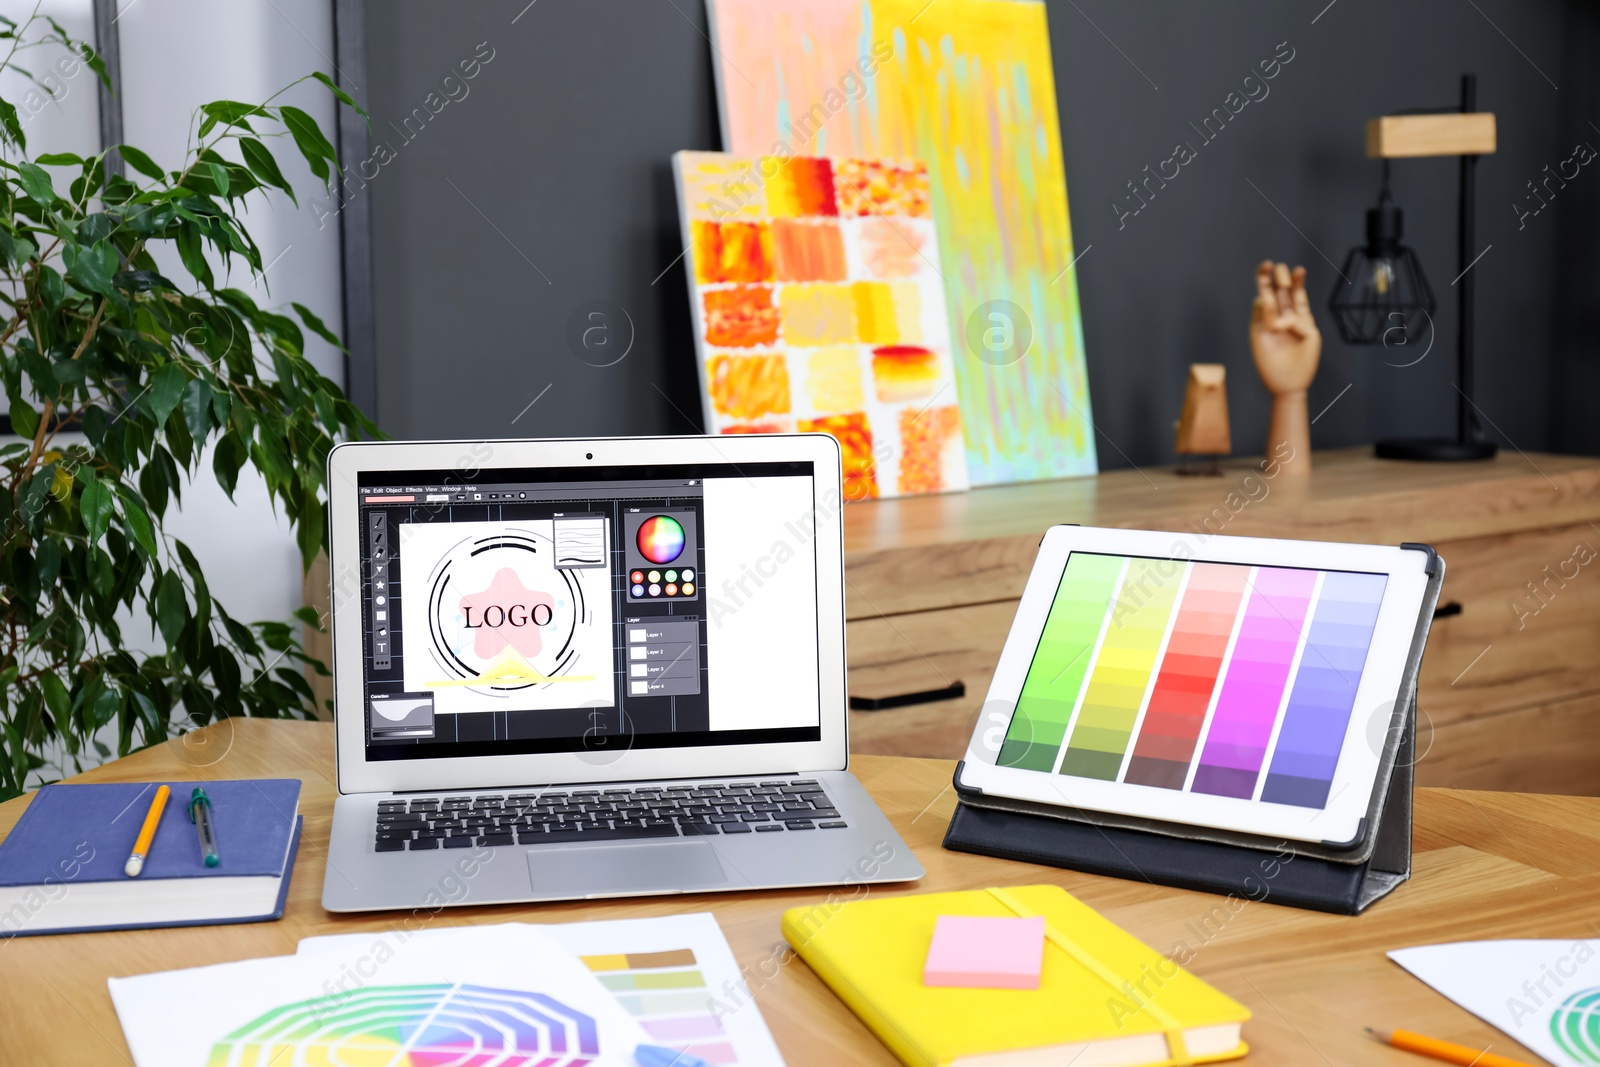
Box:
355, 460, 822, 762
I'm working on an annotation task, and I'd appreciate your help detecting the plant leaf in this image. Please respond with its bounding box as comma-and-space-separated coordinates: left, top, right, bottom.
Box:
17, 161, 54, 206
63, 240, 118, 298
279, 105, 335, 182
292, 302, 346, 352
310, 71, 367, 119
181, 378, 212, 439
80, 472, 114, 545
9, 398, 38, 440
130, 689, 162, 734
174, 221, 213, 288
92, 687, 119, 729
118, 144, 165, 180
0, 98, 23, 150
208, 160, 230, 198
75, 212, 114, 244
238, 137, 296, 205
138, 450, 169, 519
40, 674, 70, 721
198, 99, 266, 138
212, 432, 245, 499
144, 362, 188, 426
114, 485, 159, 558
155, 570, 188, 646
89, 546, 113, 597
114, 268, 176, 294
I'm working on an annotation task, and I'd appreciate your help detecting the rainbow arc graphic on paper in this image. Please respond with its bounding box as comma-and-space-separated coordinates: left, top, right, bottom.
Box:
999, 554, 1387, 810
1551, 986, 1600, 1064
205, 982, 600, 1066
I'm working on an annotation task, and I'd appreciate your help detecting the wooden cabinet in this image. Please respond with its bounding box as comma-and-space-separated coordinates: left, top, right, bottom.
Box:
842, 449, 1600, 796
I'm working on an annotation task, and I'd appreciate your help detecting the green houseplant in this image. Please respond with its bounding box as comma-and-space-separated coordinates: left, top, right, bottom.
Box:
0, 12, 375, 800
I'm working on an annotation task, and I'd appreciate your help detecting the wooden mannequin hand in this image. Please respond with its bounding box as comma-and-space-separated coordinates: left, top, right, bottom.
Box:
1250, 261, 1321, 392
1249, 261, 1320, 474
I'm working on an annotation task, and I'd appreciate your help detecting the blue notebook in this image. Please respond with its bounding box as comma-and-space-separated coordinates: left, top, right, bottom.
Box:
0, 779, 302, 937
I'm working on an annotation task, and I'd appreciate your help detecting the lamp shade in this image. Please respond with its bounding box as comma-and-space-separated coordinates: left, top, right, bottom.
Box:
1329, 195, 1437, 346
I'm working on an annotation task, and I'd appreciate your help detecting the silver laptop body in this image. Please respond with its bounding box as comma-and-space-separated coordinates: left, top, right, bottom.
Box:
321, 434, 924, 911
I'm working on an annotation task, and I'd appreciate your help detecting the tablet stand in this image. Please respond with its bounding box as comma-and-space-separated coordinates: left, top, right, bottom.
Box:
942, 543, 1440, 916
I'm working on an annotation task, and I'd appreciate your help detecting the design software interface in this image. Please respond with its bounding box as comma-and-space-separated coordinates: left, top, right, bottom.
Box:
357, 461, 822, 762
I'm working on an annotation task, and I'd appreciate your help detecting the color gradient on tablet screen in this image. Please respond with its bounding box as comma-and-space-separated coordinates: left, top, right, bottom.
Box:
1123, 563, 1251, 789
1057, 558, 1182, 780
1000, 553, 1387, 809
1259, 571, 1389, 807
997, 553, 1123, 771
1190, 567, 1318, 799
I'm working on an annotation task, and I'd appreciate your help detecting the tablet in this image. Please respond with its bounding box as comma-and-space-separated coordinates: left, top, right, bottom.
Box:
960, 526, 1434, 847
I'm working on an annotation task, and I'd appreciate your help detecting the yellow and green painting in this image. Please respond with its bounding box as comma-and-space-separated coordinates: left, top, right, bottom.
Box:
707, 0, 1097, 484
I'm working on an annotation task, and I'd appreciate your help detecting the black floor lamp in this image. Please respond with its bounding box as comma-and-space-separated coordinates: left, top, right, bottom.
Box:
1329, 74, 1498, 461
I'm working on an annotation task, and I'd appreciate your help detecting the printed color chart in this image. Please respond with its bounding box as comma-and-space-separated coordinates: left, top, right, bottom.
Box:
584, 948, 737, 1065
999, 554, 1387, 810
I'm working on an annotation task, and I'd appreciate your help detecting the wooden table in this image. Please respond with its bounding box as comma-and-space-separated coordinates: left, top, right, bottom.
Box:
4, 719, 1597, 1066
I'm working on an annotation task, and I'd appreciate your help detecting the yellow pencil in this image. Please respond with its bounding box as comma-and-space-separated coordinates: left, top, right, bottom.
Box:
123, 784, 170, 877
1367, 1027, 1540, 1067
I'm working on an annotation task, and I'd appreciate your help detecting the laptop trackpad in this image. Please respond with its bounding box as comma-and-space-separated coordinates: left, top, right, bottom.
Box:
527, 839, 728, 897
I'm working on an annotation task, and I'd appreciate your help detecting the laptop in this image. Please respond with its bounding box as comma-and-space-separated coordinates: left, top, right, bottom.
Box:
321, 433, 925, 911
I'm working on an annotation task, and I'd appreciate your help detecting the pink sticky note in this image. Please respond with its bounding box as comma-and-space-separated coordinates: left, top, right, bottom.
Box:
923, 914, 1047, 989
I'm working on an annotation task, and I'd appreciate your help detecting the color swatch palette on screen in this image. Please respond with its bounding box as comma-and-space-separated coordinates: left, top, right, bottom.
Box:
999, 554, 1387, 810
583, 948, 737, 1065
674, 150, 968, 499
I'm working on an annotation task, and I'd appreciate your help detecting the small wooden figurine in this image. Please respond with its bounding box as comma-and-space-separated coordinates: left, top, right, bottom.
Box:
1250, 260, 1320, 475
1174, 364, 1231, 475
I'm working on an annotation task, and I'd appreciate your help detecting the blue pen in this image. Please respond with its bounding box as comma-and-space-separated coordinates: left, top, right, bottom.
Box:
635, 1044, 710, 1067
188, 787, 220, 868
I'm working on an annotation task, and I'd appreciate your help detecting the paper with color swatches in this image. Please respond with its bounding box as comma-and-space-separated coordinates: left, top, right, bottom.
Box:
109, 926, 648, 1066
297, 913, 786, 1066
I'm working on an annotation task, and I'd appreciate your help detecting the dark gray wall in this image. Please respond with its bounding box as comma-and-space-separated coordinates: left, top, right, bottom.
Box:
350, 0, 1598, 468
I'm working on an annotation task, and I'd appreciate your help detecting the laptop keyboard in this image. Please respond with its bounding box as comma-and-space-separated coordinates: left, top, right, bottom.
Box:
374, 780, 846, 852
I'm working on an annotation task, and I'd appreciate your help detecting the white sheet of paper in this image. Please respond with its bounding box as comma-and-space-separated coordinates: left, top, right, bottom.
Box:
296, 913, 786, 1066
1389, 939, 1600, 1067
109, 925, 648, 1066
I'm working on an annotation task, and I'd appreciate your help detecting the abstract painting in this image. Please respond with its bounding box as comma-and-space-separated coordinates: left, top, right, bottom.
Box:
674, 150, 968, 499
705, 0, 1097, 485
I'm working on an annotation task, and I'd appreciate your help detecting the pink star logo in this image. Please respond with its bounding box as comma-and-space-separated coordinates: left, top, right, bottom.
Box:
457, 568, 556, 661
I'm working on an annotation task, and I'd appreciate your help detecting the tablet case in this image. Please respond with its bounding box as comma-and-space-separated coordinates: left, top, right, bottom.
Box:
943, 543, 1443, 916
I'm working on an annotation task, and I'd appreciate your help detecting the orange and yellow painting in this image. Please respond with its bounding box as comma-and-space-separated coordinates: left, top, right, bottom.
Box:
705, 0, 1096, 485
674, 150, 967, 498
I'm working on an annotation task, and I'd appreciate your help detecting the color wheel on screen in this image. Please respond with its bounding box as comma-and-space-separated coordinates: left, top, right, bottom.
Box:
637, 515, 685, 565
206, 982, 602, 1066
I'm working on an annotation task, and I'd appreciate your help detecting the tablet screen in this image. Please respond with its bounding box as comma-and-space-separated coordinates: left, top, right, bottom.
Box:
998, 553, 1387, 813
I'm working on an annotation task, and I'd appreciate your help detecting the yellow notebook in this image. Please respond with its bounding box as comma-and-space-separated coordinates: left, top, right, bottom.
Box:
781, 885, 1250, 1067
